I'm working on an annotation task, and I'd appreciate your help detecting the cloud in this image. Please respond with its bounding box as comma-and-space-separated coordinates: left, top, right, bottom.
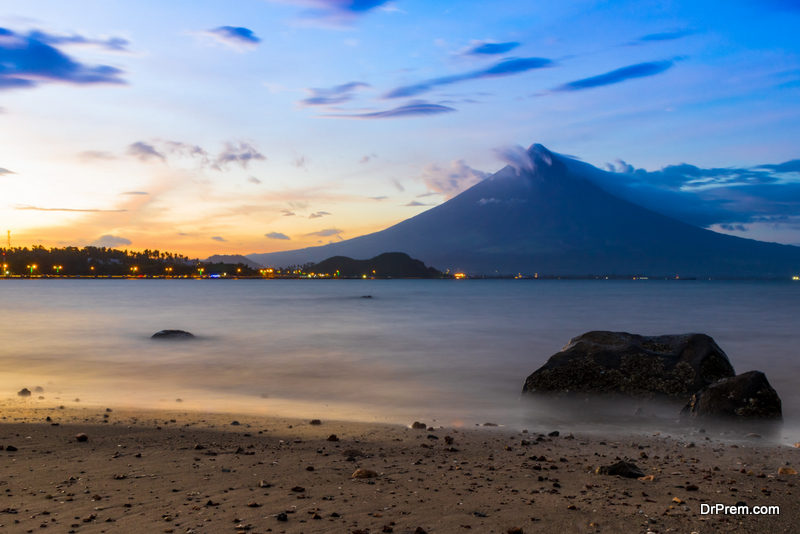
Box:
369, 195, 388, 200
203, 26, 261, 50
309, 211, 331, 218
28, 29, 130, 52
464, 41, 520, 56
164, 140, 210, 162
294, 155, 308, 168
581, 155, 800, 229
305, 228, 343, 237
323, 100, 455, 119
213, 141, 266, 169
300, 81, 369, 106
634, 30, 694, 44
281, 209, 296, 216
248, 176, 262, 184
0, 27, 126, 90
554, 60, 673, 92
127, 141, 165, 161
404, 200, 429, 207
385, 56, 553, 99
280, 0, 393, 25
493, 145, 538, 175
211, 236, 227, 242
360, 153, 377, 163
421, 159, 488, 197
0, 167, 14, 175
90, 234, 132, 247
265, 232, 290, 240
125, 139, 264, 170
16, 205, 126, 213
79, 150, 116, 161
391, 178, 405, 192
121, 191, 148, 195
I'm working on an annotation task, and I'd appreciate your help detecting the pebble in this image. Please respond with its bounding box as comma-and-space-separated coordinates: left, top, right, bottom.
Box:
777, 467, 797, 475
327, 434, 340, 442
17, 388, 31, 397
276, 512, 288, 522
309, 419, 322, 425
411, 421, 427, 429
75, 433, 89, 442
352, 468, 379, 479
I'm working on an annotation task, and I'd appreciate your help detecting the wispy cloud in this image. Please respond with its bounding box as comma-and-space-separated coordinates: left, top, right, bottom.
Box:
0, 27, 126, 90
201, 26, 261, 51
384, 57, 553, 99
211, 235, 227, 242
463, 41, 520, 56
121, 191, 148, 196
553, 60, 673, 92
300, 81, 370, 106
28, 29, 130, 52
16, 205, 127, 213
213, 142, 266, 169
127, 141, 165, 161
305, 228, 342, 237
309, 211, 331, 218
404, 200, 430, 207
248, 176, 262, 184
78, 150, 116, 161
323, 100, 455, 119
90, 234, 131, 247
0, 167, 15, 175
265, 232, 290, 240
421, 160, 488, 197
278, 0, 394, 26
634, 29, 694, 44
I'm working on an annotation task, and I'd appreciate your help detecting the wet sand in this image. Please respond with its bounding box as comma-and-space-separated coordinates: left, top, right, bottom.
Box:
1, 399, 799, 534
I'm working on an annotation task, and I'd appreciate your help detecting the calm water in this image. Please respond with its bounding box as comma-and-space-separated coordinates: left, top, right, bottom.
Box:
1, 279, 799, 435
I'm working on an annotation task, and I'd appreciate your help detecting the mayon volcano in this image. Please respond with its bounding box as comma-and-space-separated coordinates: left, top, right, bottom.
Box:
249, 145, 800, 277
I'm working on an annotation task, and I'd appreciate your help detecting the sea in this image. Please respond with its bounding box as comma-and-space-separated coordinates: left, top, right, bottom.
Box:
2, 279, 798, 440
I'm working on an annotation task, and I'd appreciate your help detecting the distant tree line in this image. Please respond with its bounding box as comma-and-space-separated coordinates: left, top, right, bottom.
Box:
0, 246, 258, 277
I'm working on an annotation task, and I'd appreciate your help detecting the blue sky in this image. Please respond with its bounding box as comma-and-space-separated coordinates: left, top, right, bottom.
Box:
1, 0, 799, 255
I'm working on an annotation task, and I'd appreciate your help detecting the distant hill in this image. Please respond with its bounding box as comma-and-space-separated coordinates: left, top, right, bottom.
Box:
308, 252, 442, 278
205, 254, 264, 269
249, 144, 800, 278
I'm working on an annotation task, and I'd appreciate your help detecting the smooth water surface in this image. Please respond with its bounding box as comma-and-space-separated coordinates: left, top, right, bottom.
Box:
1, 279, 798, 434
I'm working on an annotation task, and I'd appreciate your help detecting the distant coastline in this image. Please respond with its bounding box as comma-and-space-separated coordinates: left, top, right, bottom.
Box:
2, 246, 798, 280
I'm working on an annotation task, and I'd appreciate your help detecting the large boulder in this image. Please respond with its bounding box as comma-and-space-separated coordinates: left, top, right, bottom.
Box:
681, 371, 782, 420
522, 331, 735, 399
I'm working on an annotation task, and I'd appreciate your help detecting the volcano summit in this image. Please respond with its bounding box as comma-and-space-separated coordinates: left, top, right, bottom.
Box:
249, 145, 800, 277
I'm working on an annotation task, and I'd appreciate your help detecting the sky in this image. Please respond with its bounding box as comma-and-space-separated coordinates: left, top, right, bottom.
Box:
1, 0, 799, 257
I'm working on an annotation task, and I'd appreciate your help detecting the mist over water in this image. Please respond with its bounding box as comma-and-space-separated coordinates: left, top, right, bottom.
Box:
2, 279, 798, 438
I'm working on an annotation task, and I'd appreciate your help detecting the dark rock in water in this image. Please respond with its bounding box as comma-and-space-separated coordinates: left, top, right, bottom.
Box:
151, 329, 194, 339
522, 331, 735, 398
595, 460, 645, 478
17, 388, 31, 397
682, 371, 782, 420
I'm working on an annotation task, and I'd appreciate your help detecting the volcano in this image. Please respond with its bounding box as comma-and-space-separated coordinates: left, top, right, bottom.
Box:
248, 144, 800, 277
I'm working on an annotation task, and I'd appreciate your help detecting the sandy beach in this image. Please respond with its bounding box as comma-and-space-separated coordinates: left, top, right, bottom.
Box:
1, 397, 798, 534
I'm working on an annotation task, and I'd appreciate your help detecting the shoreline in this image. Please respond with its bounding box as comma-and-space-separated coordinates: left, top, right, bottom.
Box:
2, 404, 798, 533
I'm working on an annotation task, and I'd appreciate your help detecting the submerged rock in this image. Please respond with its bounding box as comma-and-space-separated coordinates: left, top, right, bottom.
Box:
681, 371, 782, 420
151, 329, 194, 340
522, 331, 735, 399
